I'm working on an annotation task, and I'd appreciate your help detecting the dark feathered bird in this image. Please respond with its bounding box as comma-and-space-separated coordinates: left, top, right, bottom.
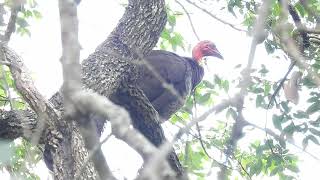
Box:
138, 40, 223, 121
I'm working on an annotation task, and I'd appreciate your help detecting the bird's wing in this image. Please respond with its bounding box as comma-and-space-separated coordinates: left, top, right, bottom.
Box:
138, 50, 190, 101
136, 50, 194, 120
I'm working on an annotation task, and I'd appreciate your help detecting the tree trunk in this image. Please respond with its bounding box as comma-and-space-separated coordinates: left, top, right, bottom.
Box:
52, 0, 168, 178
1, 0, 187, 179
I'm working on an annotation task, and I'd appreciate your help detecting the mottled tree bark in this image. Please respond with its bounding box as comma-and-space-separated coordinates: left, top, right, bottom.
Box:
0, 0, 186, 179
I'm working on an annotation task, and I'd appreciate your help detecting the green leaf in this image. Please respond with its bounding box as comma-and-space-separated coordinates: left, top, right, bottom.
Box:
202, 80, 215, 89
293, 110, 309, 119
295, 122, 308, 133
270, 166, 280, 176
170, 32, 184, 51
294, 2, 305, 17
17, 27, 31, 37
227, 0, 237, 17
256, 94, 265, 107
302, 77, 317, 88
264, 82, 271, 95
16, 17, 29, 28
0, 87, 6, 97
12, 99, 26, 109
306, 102, 320, 115
280, 102, 290, 113
32, 10, 42, 19
303, 135, 320, 149
252, 87, 264, 93
272, 2, 281, 16
264, 40, 275, 54
170, 115, 179, 124
258, 64, 269, 75
222, 80, 229, 92
309, 128, 320, 137
5, 70, 14, 87
161, 28, 170, 40
312, 63, 320, 70
167, 12, 176, 26
307, 96, 319, 103
283, 123, 295, 136
23, 10, 33, 18
251, 159, 263, 176
226, 108, 237, 120
197, 93, 211, 105
214, 75, 222, 85
308, 135, 319, 145
287, 164, 299, 173
234, 64, 242, 69
242, 12, 255, 27
310, 116, 320, 126
272, 114, 283, 130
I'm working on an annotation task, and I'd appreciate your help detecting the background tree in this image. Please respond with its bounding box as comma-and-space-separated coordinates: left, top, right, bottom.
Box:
0, 0, 319, 180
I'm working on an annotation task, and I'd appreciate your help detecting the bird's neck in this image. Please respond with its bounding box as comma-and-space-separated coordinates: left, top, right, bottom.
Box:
192, 53, 203, 63
185, 57, 204, 90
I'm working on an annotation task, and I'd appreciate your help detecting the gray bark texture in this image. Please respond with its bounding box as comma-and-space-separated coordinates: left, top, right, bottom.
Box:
0, 0, 186, 179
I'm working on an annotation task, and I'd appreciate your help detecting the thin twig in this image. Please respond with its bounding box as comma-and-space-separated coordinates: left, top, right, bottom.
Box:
286, 2, 310, 49
183, 0, 247, 33
175, 0, 200, 41
233, 155, 252, 180
192, 91, 212, 159
267, 61, 296, 109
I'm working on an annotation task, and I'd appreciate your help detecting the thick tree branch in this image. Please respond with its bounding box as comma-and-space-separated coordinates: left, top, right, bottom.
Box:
0, 109, 38, 140
286, 2, 310, 49
2, 45, 59, 143
3, 6, 19, 42
58, 1, 114, 179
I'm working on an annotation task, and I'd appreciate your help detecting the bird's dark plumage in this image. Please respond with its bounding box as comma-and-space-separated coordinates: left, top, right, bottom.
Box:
138, 50, 204, 121
136, 40, 223, 121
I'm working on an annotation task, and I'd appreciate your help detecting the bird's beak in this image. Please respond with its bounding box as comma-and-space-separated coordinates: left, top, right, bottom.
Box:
212, 49, 224, 60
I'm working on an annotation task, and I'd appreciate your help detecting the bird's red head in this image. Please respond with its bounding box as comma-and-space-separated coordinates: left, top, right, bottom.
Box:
192, 40, 223, 63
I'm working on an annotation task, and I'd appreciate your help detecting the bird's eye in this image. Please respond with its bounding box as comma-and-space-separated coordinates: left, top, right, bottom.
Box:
204, 43, 215, 49
204, 44, 211, 49
209, 44, 216, 48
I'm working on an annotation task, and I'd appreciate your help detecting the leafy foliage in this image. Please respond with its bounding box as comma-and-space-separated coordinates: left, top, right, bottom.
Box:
164, 0, 320, 179
0, 0, 42, 179
0, 139, 42, 180
158, 5, 185, 51
1, 0, 320, 179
